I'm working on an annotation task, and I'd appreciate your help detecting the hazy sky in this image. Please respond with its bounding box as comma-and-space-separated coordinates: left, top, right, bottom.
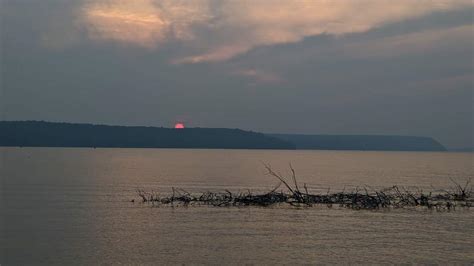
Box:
1, 0, 473, 148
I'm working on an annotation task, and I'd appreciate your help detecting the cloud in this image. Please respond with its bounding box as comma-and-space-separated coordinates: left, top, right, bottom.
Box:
82, 0, 167, 47
345, 24, 473, 59
3, 1, 472, 147
75, 0, 472, 62
80, 0, 211, 48
234, 69, 284, 85
171, 45, 250, 64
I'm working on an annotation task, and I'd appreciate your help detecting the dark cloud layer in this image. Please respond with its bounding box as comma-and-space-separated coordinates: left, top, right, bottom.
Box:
1, 1, 472, 148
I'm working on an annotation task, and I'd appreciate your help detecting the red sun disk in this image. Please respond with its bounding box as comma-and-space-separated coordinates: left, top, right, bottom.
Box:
174, 123, 185, 129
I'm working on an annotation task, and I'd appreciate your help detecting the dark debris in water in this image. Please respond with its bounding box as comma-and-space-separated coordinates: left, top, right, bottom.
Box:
134, 165, 473, 211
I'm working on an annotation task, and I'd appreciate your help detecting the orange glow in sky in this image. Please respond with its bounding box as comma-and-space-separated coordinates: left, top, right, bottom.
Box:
174, 123, 185, 129
77, 0, 472, 63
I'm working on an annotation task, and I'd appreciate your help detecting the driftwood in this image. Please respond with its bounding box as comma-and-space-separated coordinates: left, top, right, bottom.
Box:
135, 165, 473, 211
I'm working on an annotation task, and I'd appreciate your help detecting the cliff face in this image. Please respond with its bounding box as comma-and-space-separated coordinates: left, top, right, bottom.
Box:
269, 134, 446, 151
0, 121, 294, 149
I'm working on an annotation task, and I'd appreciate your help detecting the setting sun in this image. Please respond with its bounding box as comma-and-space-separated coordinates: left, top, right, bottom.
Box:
2, 0, 473, 264
174, 123, 185, 129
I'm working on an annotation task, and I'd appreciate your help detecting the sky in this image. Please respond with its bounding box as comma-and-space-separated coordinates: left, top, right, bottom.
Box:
1, 0, 473, 148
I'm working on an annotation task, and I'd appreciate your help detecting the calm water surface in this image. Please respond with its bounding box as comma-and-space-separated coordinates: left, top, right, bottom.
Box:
1, 148, 473, 264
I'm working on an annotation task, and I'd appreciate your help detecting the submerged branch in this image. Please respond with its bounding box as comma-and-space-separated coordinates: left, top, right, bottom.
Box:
134, 166, 473, 211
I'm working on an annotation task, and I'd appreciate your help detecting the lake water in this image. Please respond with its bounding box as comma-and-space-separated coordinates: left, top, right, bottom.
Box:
1, 148, 473, 264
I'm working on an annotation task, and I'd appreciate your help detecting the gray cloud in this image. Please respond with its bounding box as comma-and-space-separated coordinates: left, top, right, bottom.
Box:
1, 1, 473, 148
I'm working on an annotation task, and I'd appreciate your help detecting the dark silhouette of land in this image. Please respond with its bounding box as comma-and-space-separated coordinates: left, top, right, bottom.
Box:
0, 121, 446, 151
270, 133, 446, 151
0, 121, 293, 149
449, 147, 474, 152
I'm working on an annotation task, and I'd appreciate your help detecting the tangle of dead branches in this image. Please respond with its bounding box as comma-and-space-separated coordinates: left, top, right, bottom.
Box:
135, 165, 472, 211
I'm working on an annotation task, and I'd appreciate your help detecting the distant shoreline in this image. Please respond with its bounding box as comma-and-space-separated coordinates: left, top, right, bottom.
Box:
0, 147, 456, 153
448, 148, 474, 153
0, 120, 446, 151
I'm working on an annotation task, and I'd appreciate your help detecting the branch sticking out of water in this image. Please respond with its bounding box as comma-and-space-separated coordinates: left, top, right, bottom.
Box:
134, 166, 473, 211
